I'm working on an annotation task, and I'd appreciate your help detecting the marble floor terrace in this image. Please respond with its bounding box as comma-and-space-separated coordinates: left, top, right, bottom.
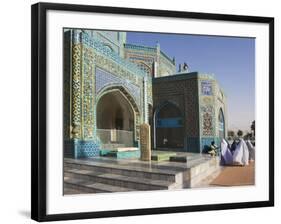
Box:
64, 151, 223, 195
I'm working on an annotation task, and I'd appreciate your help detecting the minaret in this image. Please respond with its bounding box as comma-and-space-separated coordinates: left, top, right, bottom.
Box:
155, 41, 160, 77
119, 32, 127, 58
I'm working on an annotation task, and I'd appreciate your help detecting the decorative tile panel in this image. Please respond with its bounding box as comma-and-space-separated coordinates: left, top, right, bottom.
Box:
201, 80, 213, 96
80, 32, 147, 77
64, 140, 100, 158
71, 43, 82, 138
201, 105, 214, 136
82, 47, 95, 139
96, 67, 141, 107
75, 140, 100, 158
147, 78, 153, 105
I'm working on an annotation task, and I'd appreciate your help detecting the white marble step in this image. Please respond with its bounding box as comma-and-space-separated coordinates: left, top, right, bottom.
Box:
115, 147, 138, 152
64, 168, 178, 190
64, 176, 135, 193
64, 158, 184, 183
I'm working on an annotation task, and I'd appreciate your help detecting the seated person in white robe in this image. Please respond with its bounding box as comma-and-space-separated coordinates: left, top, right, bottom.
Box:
208, 141, 218, 157
246, 140, 255, 161
220, 139, 233, 165
232, 139, 249, 166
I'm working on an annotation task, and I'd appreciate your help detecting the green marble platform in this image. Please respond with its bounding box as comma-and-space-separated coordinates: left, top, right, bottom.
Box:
106, 150, 140, 159
100, 149, 112, 156
151, 151, 177, 161
100, 147, 140, 159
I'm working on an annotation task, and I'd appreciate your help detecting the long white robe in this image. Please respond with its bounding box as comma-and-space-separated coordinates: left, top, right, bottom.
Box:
246, 140, 255, 161
232, 139, 249, 166
220, 139, 233, 165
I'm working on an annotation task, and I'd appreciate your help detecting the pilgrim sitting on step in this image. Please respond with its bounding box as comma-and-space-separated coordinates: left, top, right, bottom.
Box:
208, 141, 218, 157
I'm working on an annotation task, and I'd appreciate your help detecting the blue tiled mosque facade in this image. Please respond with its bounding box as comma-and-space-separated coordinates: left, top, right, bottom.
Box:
63, 29, 227, 158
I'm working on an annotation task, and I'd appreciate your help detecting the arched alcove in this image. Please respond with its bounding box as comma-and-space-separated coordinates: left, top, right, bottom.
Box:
137, 62, 151, 75
96, 90, 136, 146
155, 102, 184, 149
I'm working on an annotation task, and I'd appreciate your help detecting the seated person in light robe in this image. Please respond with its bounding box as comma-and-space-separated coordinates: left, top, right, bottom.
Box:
220, 139, 233, 165
208, 141, 218, 157
232, 138, 249, 166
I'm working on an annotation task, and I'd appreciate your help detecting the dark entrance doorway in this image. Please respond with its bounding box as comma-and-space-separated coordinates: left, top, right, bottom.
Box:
155, 102, 184, 149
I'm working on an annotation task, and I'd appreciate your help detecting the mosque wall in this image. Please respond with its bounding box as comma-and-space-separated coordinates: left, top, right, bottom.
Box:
63, 29, 227, 158
153, 73, 201, 152
198, 75, 227, 153
158, 51, 176, 77
154, 73, 227, 153
64, 29, 148, 158
124, 43, 176, 77
83, 30, 127, 58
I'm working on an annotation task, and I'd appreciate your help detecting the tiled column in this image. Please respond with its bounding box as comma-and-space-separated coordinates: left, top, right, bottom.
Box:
143, 76, 149, 124
71, 30, 82, 140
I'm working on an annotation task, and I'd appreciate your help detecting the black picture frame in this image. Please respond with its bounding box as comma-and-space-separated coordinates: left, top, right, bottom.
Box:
31, 2, 274, 222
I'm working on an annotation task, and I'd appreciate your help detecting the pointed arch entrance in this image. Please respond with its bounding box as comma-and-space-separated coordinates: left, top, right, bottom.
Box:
96, 86, 140, 148
154, 102, 184, 149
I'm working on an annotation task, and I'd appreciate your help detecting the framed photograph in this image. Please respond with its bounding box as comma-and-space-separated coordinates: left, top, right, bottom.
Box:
31, 2, 274, 222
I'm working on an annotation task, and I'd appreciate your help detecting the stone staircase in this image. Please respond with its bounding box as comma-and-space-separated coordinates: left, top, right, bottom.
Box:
169, 154, 222, 187
64, 153, 220, 195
